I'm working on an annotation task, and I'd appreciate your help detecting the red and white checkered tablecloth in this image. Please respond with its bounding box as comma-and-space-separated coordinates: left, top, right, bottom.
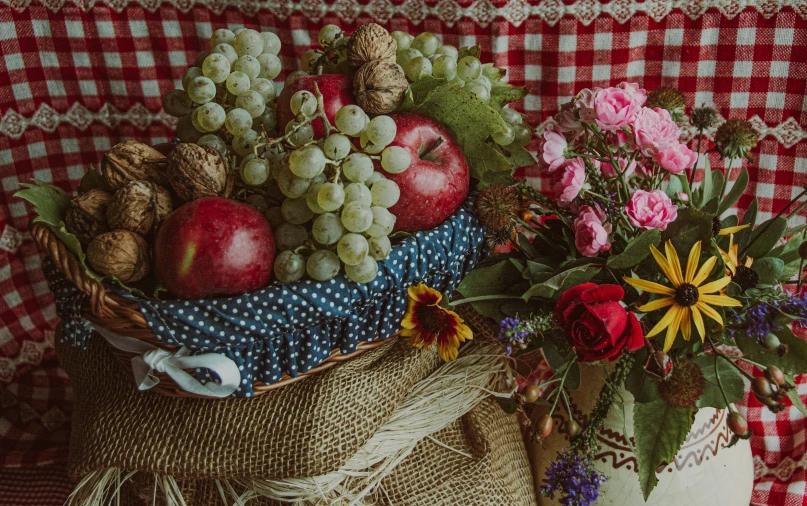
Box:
0, 1, 806, 504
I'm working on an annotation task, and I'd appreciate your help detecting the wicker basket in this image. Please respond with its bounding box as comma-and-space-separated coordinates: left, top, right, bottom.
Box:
31, 221, 391, 398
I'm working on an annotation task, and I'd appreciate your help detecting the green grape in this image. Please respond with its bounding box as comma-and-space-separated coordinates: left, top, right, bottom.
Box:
234, 29, 264, 57
197, 134, 227, 155
340, 201, 373, 233
411, 32, 440, 57
195, 102, 226, 132
241, 158, 269, 185
260, 31, 281, 56
365, 171, 386, 186
432, 55, 457, 80
211, 43, 239, 64
285, 70, 308, 87
245, 194, 269, 214
288, 145, 326, 178
225, 71, 251, 96
285, 120, 315, 146
282, 197, 314, 225
202, 53, 231, 83
475, 75, 492, 91
253, 108, 278, 132
306, 250, 340, 281
240, 153, 256, 169
370, 179, 400, 207
264, 206, 284, 229
396, 48, 423, 67
511, 123, 533, 146
312, 212, 345, 245
380, 146, 411, 174
290, 90, 317, 117
391, 31, 413, 50
323, 134, 351, 160
193, 52, 209, 69
191, 108, 204, 131
210, 28, 235, 49
366, 206, 396, 237
161, 89, 192, 117
306, 183, 327, 214
186, 76, 217, 104
343, 153, 374, 182
225, 108, 253, 136
317, 182, 345, 212
457, 56, 482, 81
450, 76, 466, 87
492, 124, 515, 146
257, 53, 282, 80
276, 166, 311, 198
343, 183, 372, 207
250, 78, 276, 102
365, 115, 397, 147
232, 27, 246, 35
236, 90, 266, 118
359, 131, 385, 155
300, 50, 321, 72
500, 107, 523, 125
274, 250, 305, 283
405, 56, 432, 81
233, 55, 261, 79
176, 114, 203, 143
181, 67, 204, 90
464, 82, 490, 103
318, 24, 342, 47
334, 105, 367, 136
435, 44, 458, 59
337, 233, 369, 266
368, 235, 391, 261
232, 130, 259, 156
345, 255, 378, 283
274, 222, 309, 251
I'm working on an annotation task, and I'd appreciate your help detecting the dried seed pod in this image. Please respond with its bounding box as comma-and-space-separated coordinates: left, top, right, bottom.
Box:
65, 188, 113, 245
765, 366, 785, 387
353, 60, 408, 114
535, 414, 554, 438
86, 230, 150, 283
562, 419, 582, 437
107, 181, 173, 236
521, 384, 540, 403
751, 376, 774, 399
101, 140, 169, 190
727, 411, 749, 436
346, 24, 397, 69
167, 143, 230, 202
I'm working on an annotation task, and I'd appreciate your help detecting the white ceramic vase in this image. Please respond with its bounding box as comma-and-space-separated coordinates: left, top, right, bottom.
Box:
528, 364, 754, 506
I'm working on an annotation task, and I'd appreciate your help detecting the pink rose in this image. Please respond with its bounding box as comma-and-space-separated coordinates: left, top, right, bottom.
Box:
626, 190, 678, 231
574, 204, 612, 257
676, 192, 690, 202
654, 143, 698, 174
594, 87, 643, 131
553, 157, 586, 207
539, 128, 568, 172
613, 130, 631, 147
575, 88, 599, 122
632, 107, 679, 154
600, 157, 637, 179
619, 82, 647, 107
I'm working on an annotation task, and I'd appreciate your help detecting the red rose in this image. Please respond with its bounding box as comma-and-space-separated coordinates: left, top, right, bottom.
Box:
553, 283, 645, 362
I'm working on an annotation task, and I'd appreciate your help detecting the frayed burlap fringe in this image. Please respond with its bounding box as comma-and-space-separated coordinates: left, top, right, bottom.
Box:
66, 342, 513, 506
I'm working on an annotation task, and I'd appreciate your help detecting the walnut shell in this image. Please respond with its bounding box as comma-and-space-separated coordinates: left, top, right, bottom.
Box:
167, 143, 231, 202
101, 140, 169, 190
86, 230, 150, 283
65, 188, 113, 245
107, 181, 173, 236
354, 60, 408, 114
347, 24, 397, 69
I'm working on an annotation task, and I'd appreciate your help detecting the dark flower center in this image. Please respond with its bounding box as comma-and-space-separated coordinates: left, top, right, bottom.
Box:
673, 283, 699, 307
711, 216, 722, 237
733, 265, 759, 292
416, 304, 448, 335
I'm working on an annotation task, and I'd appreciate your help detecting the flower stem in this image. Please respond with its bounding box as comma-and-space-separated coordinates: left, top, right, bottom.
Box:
718, 157, 734, 206
689, 128, 703, 187
740, 187, 807, 257
450, 294, 524, 306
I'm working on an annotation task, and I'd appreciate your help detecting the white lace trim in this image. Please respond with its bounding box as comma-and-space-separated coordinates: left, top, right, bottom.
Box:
754, 453, 807, 481
537, 114, 807, 149
2, 0, 805, 26
0, 103, 178, 140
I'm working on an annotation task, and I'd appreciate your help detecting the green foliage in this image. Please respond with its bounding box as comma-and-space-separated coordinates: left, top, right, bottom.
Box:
660, 206, 713, 254
607, 229, 661, 270
623, 348, 660, 403
718, 167, 749, 215
746, 217, 787, 259
692, 354, 745, 409
785, 373, 807, 417
456, 260, 525, 321
753, 257, 784, 285
521, 264, 600, 301
541, 338, 580, 389
736, 198, 758, 250
735, 325, 807, 375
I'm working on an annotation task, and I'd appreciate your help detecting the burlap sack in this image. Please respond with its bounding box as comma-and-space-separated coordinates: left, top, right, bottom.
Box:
57, 316, 536, 506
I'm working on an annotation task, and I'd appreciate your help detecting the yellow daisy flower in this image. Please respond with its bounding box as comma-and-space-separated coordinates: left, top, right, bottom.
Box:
624, 240, 742, 352
718, 233, 753, 276
717, 223, 750, 236
401, 284, 473, 361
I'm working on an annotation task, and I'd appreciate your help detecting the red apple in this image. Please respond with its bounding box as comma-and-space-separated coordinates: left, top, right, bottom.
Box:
384, 113, 470, 232
154, 197, 275, 299
277, 74, 355, 139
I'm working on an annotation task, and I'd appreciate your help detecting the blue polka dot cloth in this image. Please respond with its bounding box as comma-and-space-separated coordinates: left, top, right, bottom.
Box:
46, 197, 486, 397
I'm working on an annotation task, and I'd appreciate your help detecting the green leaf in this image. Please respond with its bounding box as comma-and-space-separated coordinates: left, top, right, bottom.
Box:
746, 217, 787, 259
482, 63, 529, 110
665, 174, 683, 198
399, 74, 447, 109
660, 207, 714, 254
522, 264, 599, 301
693, 354, 745, 409
695, 156, 712, 208
735, 325, 807, 375
753, 257, 784, 285
624, 348, 660, 403
457, 260, 524, 320
523, 260, 554, 283
736, 198, 758, 250
495, 143, 536, 170
541, 339, 580, 390
718, 167, 749, 215
77, 167, 108, 193
785, 373, 807, 417
607, 229, 661, 269
634, 399, 697, 500
495, 396, 518, 414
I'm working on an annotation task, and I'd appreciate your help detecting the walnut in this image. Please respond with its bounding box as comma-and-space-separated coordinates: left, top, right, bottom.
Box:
65, 188, 113, 245
354, 60, 408, 114
166, 143, 231, 202
347, 24, 397, 69
101, 140, 169, 190
86, 230, 150, 283
107, 181, 173, 236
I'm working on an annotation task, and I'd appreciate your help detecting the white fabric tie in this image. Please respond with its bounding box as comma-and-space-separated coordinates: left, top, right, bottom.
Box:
91, 323, 241, 398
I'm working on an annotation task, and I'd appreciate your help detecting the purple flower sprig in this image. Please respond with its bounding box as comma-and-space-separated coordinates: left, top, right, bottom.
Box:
498, 317, 531, 355
740, 295, 807, 341
541, 450, 607, 506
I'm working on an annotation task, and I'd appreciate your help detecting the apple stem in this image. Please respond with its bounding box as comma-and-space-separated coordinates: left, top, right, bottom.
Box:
419, 136, 445, 162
